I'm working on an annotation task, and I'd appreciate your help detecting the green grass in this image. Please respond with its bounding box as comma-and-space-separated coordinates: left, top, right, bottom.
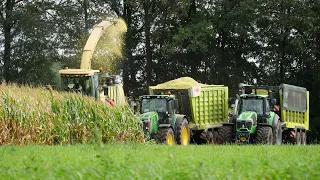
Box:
1, 145, 319, 179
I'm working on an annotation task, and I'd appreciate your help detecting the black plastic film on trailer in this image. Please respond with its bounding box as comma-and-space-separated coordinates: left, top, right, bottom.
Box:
151, 89, 192, 119
281, 84, 307, 112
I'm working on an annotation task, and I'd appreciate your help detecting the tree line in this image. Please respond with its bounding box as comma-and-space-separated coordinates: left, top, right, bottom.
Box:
1, 0, 320, 142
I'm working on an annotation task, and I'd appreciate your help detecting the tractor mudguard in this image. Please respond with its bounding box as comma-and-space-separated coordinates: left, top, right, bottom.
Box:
221, 123, 234, 126
159, 124, 172, 128
175, 115, 188, 128
257, 123, 272, 127
272, 114, 280, 130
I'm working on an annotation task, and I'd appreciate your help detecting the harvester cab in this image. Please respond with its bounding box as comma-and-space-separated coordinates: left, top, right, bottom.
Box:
59, 69, 100, 98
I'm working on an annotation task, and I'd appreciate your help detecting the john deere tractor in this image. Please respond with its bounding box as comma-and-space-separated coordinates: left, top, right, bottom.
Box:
217, 84, 282, 145
139, 95, 189, 146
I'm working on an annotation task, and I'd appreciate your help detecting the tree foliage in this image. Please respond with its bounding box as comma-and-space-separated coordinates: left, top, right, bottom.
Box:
1, 0, 320, 141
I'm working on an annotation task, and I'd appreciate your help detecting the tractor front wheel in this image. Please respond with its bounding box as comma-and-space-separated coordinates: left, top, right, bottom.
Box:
176, 118, 190, 146
217, 126, 233, 144
255, 126, 273, 145
156, 128, 175, 145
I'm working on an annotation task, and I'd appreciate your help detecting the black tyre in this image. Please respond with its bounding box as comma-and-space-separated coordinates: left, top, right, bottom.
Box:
217, 126, 233, 144
156, 128, 175, 145
274, 121, 282, 145
176, 118, 190, 146
296, 131, 301, 145
255, 126, 273, 145
206, 131, 214, 144
301, 131, 307, 146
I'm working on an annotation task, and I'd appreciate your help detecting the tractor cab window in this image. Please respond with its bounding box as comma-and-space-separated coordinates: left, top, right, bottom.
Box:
61, 76, 92, 95
141, 98, 168, 113
238, 98, 264, 116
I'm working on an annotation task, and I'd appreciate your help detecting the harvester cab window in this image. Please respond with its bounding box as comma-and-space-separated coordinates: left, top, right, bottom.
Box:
61, 77, 91, 95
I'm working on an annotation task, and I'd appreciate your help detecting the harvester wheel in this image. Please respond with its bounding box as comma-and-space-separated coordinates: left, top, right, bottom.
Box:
217, 126, 233, 144
296, 131, 301, 145
156, 128, 175, 145
176, 118, 190, 146
255, 126, 273, 145
274, 121, 282, 145
301, 131, 307, 146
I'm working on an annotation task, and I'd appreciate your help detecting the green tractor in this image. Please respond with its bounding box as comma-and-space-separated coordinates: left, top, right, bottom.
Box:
139, 95, 190, 145
218, 84, 282, 145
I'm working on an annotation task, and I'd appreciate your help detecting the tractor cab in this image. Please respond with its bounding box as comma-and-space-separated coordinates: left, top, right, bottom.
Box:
234, 94, 271, 122
140, 95, 177, 124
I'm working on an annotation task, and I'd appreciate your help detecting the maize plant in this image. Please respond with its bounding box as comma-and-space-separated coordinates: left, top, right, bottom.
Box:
0, 83, 143, 145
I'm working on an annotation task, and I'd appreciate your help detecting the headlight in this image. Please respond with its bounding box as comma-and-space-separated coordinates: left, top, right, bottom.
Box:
142, 119, 151, 130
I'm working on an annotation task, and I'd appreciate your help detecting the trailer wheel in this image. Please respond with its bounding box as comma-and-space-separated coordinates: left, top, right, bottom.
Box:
274, 121, 282, 145
217, 126, 233, 144
176, 118, 190, 146
296, 131, 301, 145
206, 131, 213, 144
156, 128, 175, 145
301, 131, 307, 146
255, 126, 273, 145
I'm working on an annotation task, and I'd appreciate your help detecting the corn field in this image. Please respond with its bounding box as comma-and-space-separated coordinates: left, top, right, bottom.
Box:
0, 83, 143, 145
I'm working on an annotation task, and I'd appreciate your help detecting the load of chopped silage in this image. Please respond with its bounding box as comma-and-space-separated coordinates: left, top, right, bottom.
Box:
150, 77, 208, 89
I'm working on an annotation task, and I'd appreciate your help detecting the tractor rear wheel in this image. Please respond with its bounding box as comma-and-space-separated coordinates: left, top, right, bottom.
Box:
156, 128, 175, 145
301, 131, 307, 145
274, 121, 282, 145
217, 126, 233, 144
176, 118, 190, 146
255, 126, 273, 145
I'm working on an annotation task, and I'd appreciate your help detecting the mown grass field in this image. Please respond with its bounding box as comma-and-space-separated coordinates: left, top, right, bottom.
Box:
1, 144, 319, 179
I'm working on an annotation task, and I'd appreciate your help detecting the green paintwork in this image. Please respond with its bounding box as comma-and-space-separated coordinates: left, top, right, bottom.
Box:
238, 111, 256, 120
267, 112, 276, 126
236, 111, 256, 134
140, 111, 158, 135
